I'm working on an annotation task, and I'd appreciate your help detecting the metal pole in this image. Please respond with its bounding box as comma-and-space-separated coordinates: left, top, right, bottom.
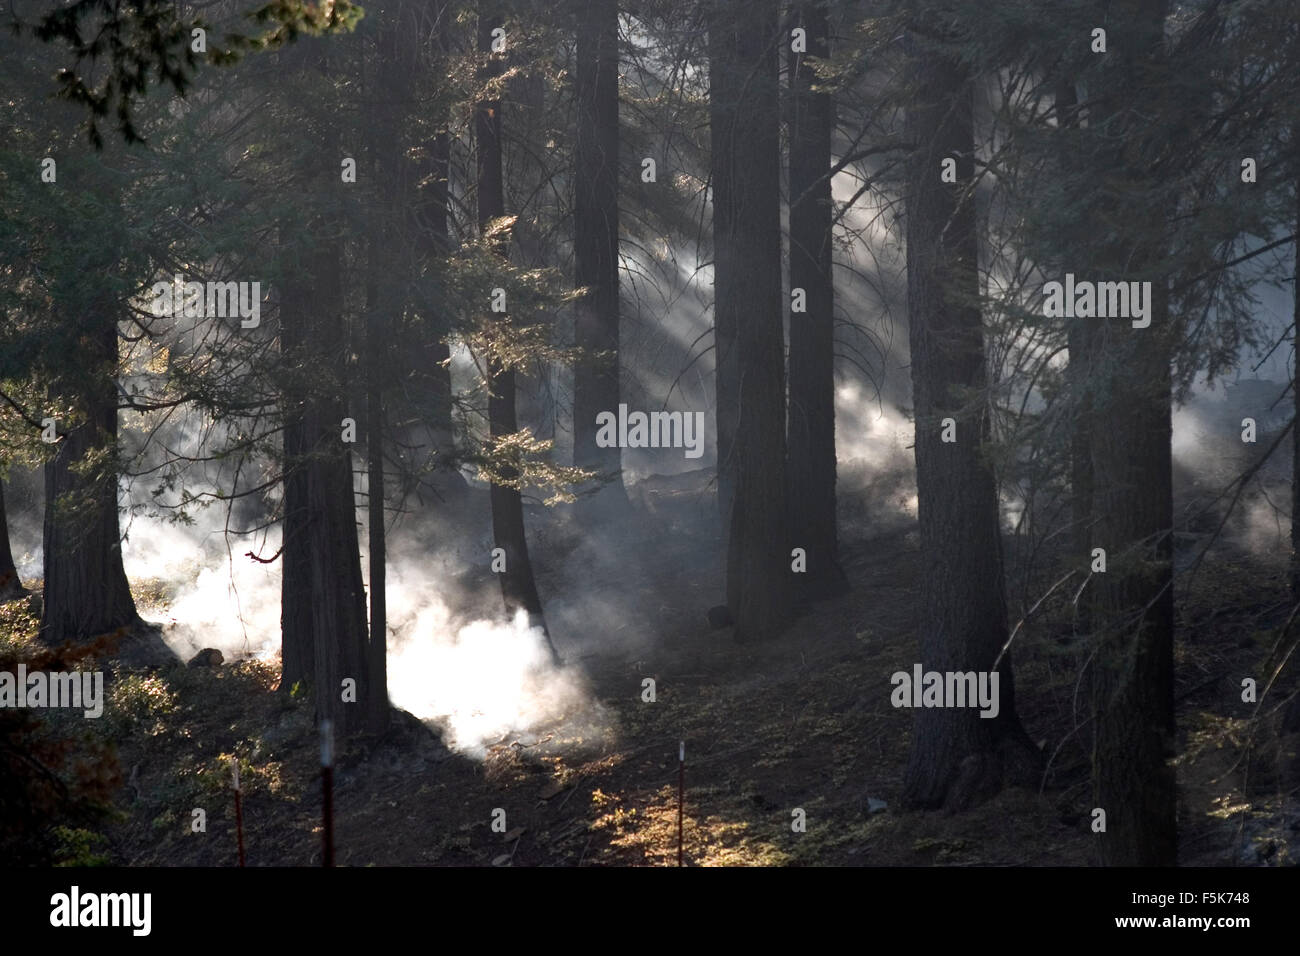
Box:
677, 740, 684, 867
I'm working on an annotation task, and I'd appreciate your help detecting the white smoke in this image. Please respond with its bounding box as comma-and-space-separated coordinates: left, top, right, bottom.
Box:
384, 592, 595, 758
122, 517, 281, 664
113, 496, 604, 758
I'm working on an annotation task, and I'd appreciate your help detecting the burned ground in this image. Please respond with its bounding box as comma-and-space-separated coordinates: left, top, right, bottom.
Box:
5, 466, 1294, 867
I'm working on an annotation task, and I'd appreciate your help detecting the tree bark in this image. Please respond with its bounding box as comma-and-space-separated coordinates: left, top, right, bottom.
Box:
478, 12, 561, 664
709, 0, 791, 642
40, 312, 140, 645
572, 0, 625, 498
0, 480, 26, 601
278, 54, 371, 738
279, 238, 371, 739
787, 0, 846, 600
279, 278, 314, 694
1292, 125, 1300, 600
366, 317, 389, 736
361, 1, 408, 737
899, 25, 1040, 810
411, 0, 457, 477
707, 3, 740, 523
1085, 0, 1176, 866
1055, 76, 1094, 641
1287, 125, 1300, 734
1087, 291, 1175, 865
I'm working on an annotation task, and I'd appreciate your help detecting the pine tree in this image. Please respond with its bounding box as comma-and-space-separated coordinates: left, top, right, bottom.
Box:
572, 0, 625, 498
709, 0, 791, 642
277, 46, 371, 737
478, 10, 562, 664
787, 0, 846, 600
899, 15, 1040, 810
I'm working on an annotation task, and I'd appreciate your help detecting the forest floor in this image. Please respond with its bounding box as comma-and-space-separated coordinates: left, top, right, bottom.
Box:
5, 464, 1299, 866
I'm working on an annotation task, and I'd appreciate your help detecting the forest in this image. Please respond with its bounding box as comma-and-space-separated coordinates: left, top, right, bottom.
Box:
1, 0, 1299, 873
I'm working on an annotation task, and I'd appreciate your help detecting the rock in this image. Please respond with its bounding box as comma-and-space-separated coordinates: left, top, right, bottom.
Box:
706, 605, 733, 629
188, 648, 224, 668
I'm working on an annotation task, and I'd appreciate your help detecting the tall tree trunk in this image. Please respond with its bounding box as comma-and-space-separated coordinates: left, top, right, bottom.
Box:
787, 0, 846, 600
1055, 76, 1094, 641
307, 375, 370, 741
709, 0, 791, 642
1292, 127, 1300, 600
899, 25, 1040, 810
40, 312, 140, 644
707, 4, 740, 523
365, 320, 389, 736
0, 480, 25, 601
279, 55, 371, 738
365, 302, 389, 738
1287, 126, 1300, 735
280, 243, 371, 738
572, 0, 624, 497
478, 12, 561, 664
1087, 287, 1175, 866
411, 0, 458, 482
1086, 0, 1176, 866
361, 1, 409, 737
279, 271, 314, 694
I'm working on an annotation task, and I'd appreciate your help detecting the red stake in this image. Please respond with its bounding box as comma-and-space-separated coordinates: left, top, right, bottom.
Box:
321, 719, 335, 868
232, 758, 245, 867
677, 740, 684, 867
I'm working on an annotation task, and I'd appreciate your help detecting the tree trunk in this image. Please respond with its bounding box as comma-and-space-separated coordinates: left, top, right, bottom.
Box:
1086, 0, 1176, 866
572, 0, 624, 498
280, 238, 371, 739
1087, 294, 1175, 865
1287, 126, 1300, 734
411, 0, 457, 480
1292, 127, 1300, 600
278, 55, 371, 738
40, 313, 140, 645
366, 312, 389, 736
0, 480, 26, 601
707, 3, 740, 523
899, 26, 1040, 811
361, 1, 408, 737
279, 278, 314, 693
478, 12, 561, 664
1055, 77, 1094, 641
709, 0, 791, 642
787, 0, 846, 600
